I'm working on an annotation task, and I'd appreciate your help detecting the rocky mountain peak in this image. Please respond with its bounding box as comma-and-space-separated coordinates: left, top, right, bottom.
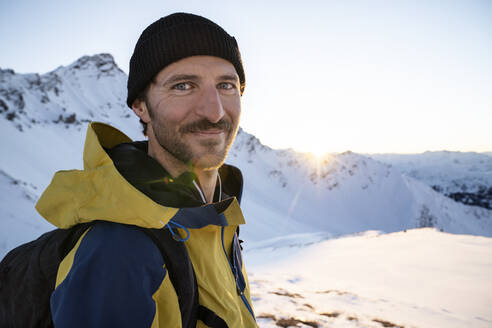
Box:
0, 68, 16, 82
66, 53, 121, 74
0, 53, 128, 132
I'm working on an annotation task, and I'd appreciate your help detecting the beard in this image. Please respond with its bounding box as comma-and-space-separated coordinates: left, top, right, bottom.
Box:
147, 101, 238, 170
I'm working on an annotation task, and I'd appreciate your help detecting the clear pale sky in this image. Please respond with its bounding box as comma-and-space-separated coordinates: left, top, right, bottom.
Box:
1, 0, 491, 154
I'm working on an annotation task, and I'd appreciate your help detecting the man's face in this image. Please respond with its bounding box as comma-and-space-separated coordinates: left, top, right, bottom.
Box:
135, 56, 241, 170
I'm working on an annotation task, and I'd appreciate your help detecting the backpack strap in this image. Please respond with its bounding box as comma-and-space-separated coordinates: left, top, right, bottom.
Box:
141, 227, 199, 328
142, 227, 230, 328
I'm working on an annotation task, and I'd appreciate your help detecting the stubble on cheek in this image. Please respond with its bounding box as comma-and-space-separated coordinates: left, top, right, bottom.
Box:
146, 97, 239, 169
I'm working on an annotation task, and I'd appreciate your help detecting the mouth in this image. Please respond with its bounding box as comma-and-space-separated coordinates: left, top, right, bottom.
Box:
192, 129, 224, 134
189, 129, 226, 138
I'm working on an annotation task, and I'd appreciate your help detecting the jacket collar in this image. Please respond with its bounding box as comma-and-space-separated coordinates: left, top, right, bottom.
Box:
36, 122, 245, 229
105, 140, 243, 208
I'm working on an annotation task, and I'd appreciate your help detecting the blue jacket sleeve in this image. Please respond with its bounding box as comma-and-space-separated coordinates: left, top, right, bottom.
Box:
50, 222, 166, 328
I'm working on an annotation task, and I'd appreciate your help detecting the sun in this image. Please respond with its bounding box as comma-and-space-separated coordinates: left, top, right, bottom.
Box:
311, 149, 328, 159
305, 146, 329, 160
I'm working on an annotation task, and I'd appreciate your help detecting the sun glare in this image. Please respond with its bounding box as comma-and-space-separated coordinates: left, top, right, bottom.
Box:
303, 146, 330, 160
310, 149, 328, 159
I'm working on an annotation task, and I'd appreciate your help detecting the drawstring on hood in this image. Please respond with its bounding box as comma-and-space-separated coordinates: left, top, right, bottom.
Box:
192, 173, 223, 204
166, 220, 191, 242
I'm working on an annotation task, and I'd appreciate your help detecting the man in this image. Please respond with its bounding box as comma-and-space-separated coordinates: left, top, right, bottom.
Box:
35, 13, 256, 327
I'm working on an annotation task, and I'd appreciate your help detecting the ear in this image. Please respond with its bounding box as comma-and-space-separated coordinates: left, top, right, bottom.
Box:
131, 98, 151, 123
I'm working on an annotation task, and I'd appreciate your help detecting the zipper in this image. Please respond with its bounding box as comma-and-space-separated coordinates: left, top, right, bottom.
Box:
220, 226, 256, 320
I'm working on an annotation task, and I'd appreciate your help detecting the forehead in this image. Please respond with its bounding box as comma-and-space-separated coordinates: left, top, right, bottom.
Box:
154, 56, 238, 82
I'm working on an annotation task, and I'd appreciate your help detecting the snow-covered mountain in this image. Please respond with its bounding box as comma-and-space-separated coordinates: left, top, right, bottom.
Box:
371, 152, 492, 209
1, 54, 491, 259
228, 140, 492, 242
0, 53, 137, 134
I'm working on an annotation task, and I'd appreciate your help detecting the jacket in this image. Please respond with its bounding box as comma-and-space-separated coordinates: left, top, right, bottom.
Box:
35, 122, 257, 327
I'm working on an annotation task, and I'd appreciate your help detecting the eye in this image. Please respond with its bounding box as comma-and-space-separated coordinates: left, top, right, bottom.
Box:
172, 82, 192, 91
217, 82, 235, 90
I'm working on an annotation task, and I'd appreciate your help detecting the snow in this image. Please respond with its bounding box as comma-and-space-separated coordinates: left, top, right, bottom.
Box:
1, 54, 491, 327
0, 170, 54, 253
246, 229, 492, 328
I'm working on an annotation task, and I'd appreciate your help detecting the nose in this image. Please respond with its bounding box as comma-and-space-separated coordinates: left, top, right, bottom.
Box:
196, 85, 225, 123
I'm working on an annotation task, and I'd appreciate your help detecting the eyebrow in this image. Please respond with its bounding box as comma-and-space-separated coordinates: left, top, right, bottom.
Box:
162, 74, 201, 87
217, 74, 239, 83
161, 73, 240, 87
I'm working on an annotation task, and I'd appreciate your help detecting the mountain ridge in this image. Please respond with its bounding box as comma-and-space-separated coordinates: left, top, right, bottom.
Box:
370, 152, 492, 209
1, 53, 491, 259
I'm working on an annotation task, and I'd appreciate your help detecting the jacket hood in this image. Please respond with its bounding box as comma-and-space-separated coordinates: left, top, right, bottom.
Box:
36, 122, 245, 229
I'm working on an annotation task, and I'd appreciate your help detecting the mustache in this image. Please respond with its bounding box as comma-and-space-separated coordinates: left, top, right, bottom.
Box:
180, 119, 233, 133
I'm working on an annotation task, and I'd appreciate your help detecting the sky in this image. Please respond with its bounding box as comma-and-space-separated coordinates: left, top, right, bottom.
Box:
1, 0, 491, 155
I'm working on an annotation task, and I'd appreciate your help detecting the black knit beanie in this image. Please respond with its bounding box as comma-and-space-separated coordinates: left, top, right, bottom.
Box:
127, 13, 245, 108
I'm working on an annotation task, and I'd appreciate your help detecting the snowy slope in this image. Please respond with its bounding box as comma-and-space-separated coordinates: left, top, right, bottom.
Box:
371, 152, 492, 209
246, 228, 492, 328
0, 170, 53, 254
1, 54, 491, 259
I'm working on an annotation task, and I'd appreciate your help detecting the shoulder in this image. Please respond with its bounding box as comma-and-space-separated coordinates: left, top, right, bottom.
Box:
77, 221, 164, 269
55, 221, 167, 298
51, 222, 167, 327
